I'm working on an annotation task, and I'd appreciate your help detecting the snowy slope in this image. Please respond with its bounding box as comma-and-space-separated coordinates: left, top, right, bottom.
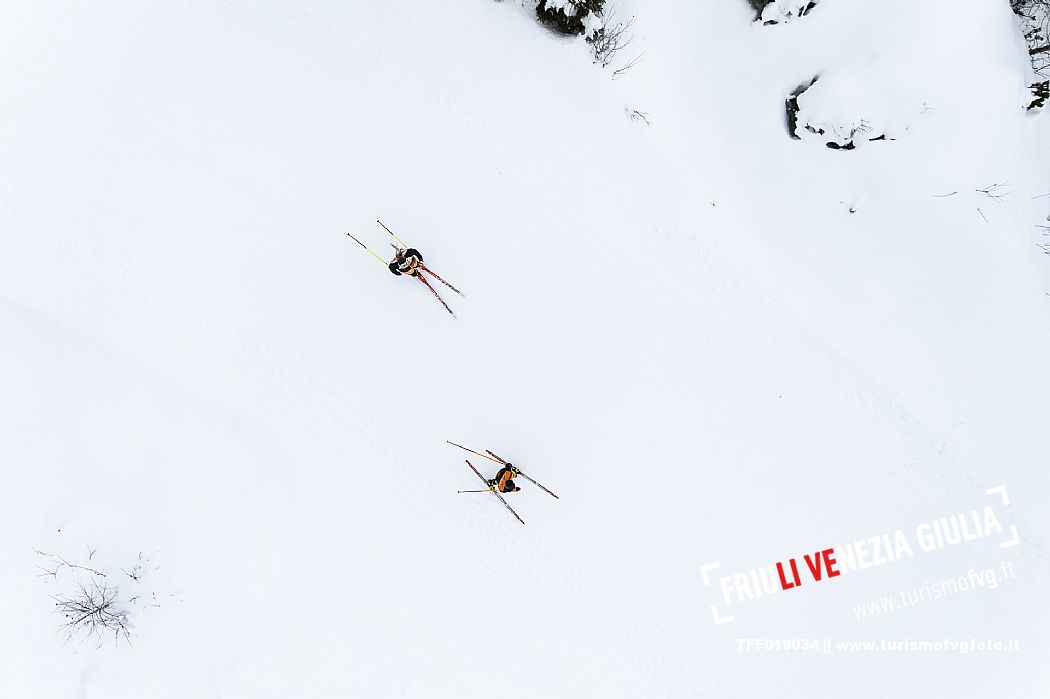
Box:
1, 1, 1048, 697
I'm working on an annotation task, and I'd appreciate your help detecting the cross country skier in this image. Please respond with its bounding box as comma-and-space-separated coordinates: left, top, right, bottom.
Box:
388, 246, 424, 277
448, 441, 560, 500
454, 442, 560, 525
346, 221, 463, 316
488, 463, 521, 493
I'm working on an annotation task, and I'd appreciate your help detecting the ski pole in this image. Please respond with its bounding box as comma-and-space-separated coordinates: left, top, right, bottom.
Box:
447, 440, 503, 464
348, 233, 388, 267
457, 489, 495, 494
377, 219, 410, 249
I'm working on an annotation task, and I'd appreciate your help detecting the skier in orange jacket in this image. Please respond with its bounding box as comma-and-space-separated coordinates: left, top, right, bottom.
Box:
488, 463, 521, 493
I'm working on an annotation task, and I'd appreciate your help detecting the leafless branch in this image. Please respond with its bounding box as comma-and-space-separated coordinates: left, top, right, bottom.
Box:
612, 51, 646, 79
590, 9, 635, 68
975, 182, 1012, 203
625, 107, 650, 125
35, 547, 159, 647
52, 579, 132, 647
1012, 0, 1050, 74
122, 552, 149, 582
35, 550, 106, 579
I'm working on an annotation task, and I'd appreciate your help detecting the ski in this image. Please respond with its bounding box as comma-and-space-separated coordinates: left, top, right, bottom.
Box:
514, 471, 560, 499
486, 450, 559, 499
416, 274, 455, 317
420, 265, 463, 296
465, 460, 525, 525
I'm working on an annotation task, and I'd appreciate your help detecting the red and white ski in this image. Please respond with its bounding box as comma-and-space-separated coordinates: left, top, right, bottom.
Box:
485, 450, 559, 499
464, 459, 525, 525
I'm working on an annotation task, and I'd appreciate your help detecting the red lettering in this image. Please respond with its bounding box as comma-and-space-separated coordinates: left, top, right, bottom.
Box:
804, 552, 823, 581
823, 548, 841, 578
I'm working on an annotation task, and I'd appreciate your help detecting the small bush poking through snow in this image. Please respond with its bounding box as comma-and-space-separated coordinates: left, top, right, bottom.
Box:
36, 548, 159, 647
52, 578, 134, 646
625, 107, 651, 125
536, 0, 605, 36
1029, 80, 1049, 109
590, 8, 635, 68
531, 1, 642, 77
1012, 0, 1050, 74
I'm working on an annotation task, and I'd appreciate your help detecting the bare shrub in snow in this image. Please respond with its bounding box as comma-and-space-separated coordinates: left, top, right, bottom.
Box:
1038, 225, 1050, 256
625, 107, 651, 125
536, 0, 605, 36
1028, 80, 1049, 109
36, 548, 158, 647
52, 579, 133, 646
1012, 0, 1050, 74
532, 1, 643, 77
975, 182, 1013, 202
590, 9, 634, 67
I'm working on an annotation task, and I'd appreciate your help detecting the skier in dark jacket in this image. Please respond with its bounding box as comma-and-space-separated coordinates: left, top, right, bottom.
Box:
388, 247, 423, 276
488, 464, 521, 493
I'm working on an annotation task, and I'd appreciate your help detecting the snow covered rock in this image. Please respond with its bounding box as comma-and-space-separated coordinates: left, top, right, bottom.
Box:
785, 76, 819, 139
536, 0, 605, 35
788, 72, 915, 149
751, 0, 817, 25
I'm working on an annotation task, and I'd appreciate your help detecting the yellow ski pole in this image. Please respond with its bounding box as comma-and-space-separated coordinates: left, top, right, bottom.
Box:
447, 440, 503, 465
348, 233, 388, 267
376, 219, 410, 249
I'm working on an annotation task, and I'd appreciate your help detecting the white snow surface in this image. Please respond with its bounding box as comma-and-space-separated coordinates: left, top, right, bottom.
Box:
1, 1, 1048, 697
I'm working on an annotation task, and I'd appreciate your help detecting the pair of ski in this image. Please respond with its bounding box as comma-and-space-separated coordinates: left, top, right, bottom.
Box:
347, 220, 463, 317
449, 440, 559, 526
